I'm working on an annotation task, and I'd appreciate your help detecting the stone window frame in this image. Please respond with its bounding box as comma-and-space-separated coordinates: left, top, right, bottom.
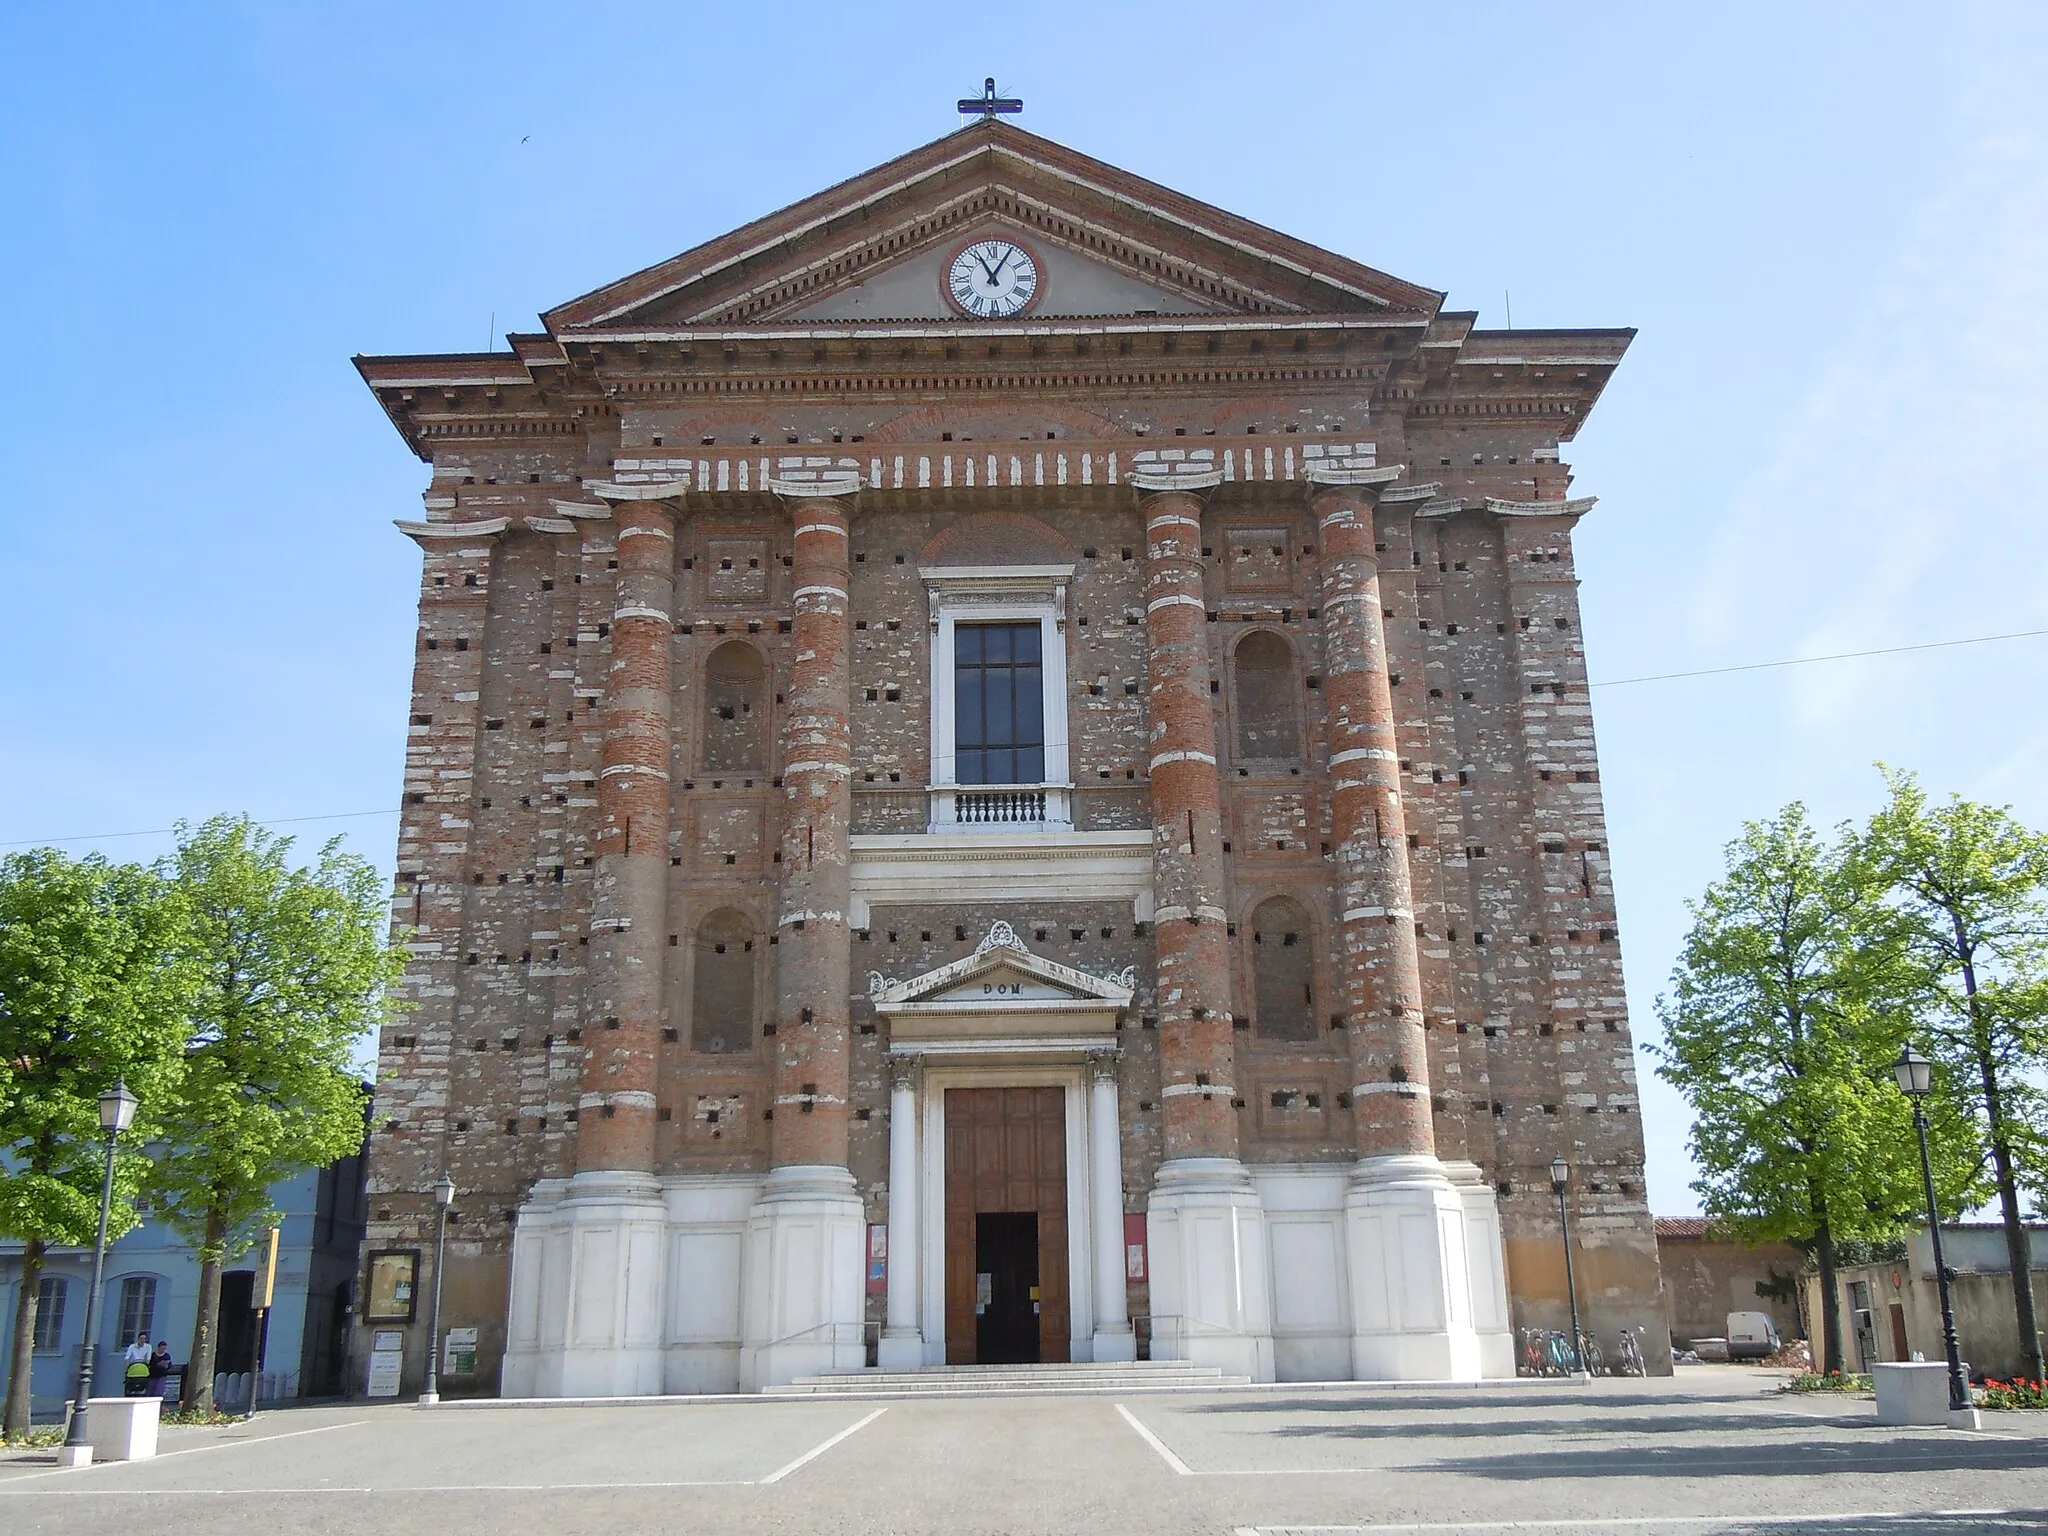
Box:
920, 564, 1075, 831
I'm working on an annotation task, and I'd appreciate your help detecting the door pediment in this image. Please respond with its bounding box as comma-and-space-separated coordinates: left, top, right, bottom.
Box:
870, 922, 1132, 1049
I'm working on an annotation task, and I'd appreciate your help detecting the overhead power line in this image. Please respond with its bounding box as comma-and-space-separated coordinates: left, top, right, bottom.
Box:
6, 627, 2045, 850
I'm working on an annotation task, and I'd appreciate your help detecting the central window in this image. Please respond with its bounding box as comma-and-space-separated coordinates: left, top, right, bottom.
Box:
921, 563, 1074, 831
954, 623, 1044, 785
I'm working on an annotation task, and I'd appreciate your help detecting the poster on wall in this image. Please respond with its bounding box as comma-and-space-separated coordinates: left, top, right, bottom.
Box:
367, 1331, 404, 1398
443, 1326, 479, 1376
364, 1249, 420, 1323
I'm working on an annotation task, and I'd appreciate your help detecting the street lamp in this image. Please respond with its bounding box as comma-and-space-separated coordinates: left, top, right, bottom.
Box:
58, 1079, 139, 1467
1551, 1155, 1591, 1382
419, 1175, 456, 1405
1894, 1043, 1975, 1425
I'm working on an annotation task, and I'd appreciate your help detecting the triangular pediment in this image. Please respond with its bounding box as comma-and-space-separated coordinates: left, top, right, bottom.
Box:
544, 121, 1441, 334
869, 923, 1133, 1010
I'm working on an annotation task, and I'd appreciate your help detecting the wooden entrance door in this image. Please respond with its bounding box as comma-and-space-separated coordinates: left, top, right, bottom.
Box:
944, 1087, 1070, 1364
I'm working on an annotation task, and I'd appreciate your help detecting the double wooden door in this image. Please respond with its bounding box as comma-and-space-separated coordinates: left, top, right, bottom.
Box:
943, 1087, 1070, 1364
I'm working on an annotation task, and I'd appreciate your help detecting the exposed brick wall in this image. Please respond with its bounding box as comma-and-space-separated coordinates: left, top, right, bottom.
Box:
358, 361, 1659, 1386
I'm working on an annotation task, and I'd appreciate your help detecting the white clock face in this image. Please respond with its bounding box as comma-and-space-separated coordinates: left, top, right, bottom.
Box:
946, 238, 1040, 319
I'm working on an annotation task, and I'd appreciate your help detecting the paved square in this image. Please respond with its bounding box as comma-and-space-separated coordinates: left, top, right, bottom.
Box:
1, 1370, 2043, 1534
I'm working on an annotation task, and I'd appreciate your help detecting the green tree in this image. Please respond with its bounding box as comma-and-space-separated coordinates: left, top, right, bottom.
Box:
146, 817, 400, 1410
1654, 805, 1982, 1373
0, 850, 192, 1439
1862, 769, 2048, 1381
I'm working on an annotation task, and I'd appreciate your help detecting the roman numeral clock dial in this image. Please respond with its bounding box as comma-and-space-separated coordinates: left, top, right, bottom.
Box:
945, 238, 1040, 319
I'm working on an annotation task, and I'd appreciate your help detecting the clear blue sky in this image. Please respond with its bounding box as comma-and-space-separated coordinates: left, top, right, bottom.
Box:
4, 2, 2045, 1216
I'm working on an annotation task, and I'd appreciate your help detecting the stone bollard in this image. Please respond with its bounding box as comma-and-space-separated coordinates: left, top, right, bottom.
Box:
1874, 1361, 1979, 1429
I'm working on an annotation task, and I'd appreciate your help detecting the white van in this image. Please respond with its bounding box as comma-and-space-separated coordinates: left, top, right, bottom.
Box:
1727, 1311, 1781, 1360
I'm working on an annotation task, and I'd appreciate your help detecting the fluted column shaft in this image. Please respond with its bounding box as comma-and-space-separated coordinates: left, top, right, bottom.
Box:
576, 500, 677, 1173
771, 493, 855, 1170
1139, 487, 1239, 1160
1313, 484, 1436, 1161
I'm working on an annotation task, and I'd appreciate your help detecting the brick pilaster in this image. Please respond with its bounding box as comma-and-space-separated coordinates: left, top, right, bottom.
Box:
1139, 485, 1239, 1161
1312, 479, 1437, 1162
575, 498, 677, 1174
770, 491, 856, 1171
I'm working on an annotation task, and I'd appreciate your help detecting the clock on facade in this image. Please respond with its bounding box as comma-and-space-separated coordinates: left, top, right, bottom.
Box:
945, 237, 1041, 318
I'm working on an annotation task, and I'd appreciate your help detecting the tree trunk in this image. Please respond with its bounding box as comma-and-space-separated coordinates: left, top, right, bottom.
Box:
3, 1238, 45, 1440
185, 1208, 228, 1412
1983, 1073, 2045, 1380
1960, 945, 2045, 1381
1815, 1221, 1845, 1376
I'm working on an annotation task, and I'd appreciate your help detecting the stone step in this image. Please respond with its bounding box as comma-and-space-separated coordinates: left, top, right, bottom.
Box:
767, 1361, 1251, 1397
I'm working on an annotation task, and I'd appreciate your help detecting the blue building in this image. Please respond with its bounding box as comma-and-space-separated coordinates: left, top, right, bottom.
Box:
0, 1137, 367, 1419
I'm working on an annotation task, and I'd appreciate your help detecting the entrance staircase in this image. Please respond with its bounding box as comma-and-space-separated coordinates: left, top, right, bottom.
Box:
766, 1360, 1251, 1399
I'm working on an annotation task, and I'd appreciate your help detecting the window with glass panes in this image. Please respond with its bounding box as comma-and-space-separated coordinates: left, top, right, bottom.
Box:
954, 622, 1044, 785
117, 1275, 158, 1347
33, 1277, 67, 1351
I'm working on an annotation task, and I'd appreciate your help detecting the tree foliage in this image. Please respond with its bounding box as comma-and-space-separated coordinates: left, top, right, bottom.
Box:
1654, 804, 1982, 1371
0, 849, 194, 1436
144, 817, 400, 1408
1861, 768, 2048, 1380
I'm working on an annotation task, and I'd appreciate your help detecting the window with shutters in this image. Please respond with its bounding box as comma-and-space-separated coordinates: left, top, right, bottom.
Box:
1251, 895, 1315, 1040
690, 908, 757, 1054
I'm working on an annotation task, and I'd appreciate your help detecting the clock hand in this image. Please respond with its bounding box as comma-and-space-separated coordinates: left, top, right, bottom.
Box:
975, 252, 1002, 286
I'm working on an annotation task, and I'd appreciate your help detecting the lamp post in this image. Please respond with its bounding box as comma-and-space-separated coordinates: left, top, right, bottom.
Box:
58, 1080, 138, 1468
1894, 1044, 1975, 1425
419, 1175, 456, 1405
1551, 1155, 1591, 1382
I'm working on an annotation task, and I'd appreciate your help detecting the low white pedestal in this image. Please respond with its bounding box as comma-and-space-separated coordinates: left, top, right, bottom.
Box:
1343, 1154, 1485, 1381
1442, 1160, 1517, 1380
59, 1396, 160, 1465
1145, 1157, 1275, 1381
501, 1170, 668, 1398
739, 1165, 867, 1390
1875, 1361, 1979, 1428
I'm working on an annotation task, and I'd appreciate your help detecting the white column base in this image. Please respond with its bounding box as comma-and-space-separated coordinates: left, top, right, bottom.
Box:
1145, 1157, 1275, 1381
1343, 1154, 1485, 1381
1441, 1159, 1518, 1380
739, 1165, 868, 1390
876, 1331, 925, 1370
1092, 1326, 1139, 1363
500, 1170, 668, 1398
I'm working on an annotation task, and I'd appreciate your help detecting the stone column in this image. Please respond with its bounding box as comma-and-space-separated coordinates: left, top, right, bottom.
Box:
879, 1053, 924, 1370
577, 494, 678, 1174
1135, 476, 1272, 1381
505, 487, 677, 1399
1088, 1050, 1136, 1363
741, 476, 867, 1388
1313, 470, 1486, 1381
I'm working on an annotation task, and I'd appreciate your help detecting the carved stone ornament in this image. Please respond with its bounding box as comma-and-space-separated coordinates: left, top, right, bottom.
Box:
867, 970, 890, 999
974, 921, 1029, 957
1111, 965, 1137, 990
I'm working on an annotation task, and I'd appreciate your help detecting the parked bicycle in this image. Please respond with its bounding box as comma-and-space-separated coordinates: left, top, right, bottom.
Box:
1614, 1326, 1647, 1377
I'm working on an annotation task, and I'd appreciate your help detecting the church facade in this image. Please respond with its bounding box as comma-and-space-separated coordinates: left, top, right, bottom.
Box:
353, 120, 1664, 1396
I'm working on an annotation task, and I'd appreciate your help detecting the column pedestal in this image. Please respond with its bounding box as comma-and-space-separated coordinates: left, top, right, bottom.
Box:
502, 1170, 667, 1398
739, 1164, 867, 1390
1145, 1156, 1274, 1380
1343, 1153, 1484, 1381
1442, 1159, 1516, 1379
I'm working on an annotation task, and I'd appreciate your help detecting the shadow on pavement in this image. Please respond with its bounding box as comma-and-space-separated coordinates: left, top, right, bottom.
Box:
1392, 1435, 2048, 1480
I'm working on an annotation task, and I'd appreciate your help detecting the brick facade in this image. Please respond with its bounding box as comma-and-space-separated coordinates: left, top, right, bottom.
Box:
354, 120, 1661, 1394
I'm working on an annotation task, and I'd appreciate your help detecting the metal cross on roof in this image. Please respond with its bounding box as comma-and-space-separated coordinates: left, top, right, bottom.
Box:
958, 77, 1023, 119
